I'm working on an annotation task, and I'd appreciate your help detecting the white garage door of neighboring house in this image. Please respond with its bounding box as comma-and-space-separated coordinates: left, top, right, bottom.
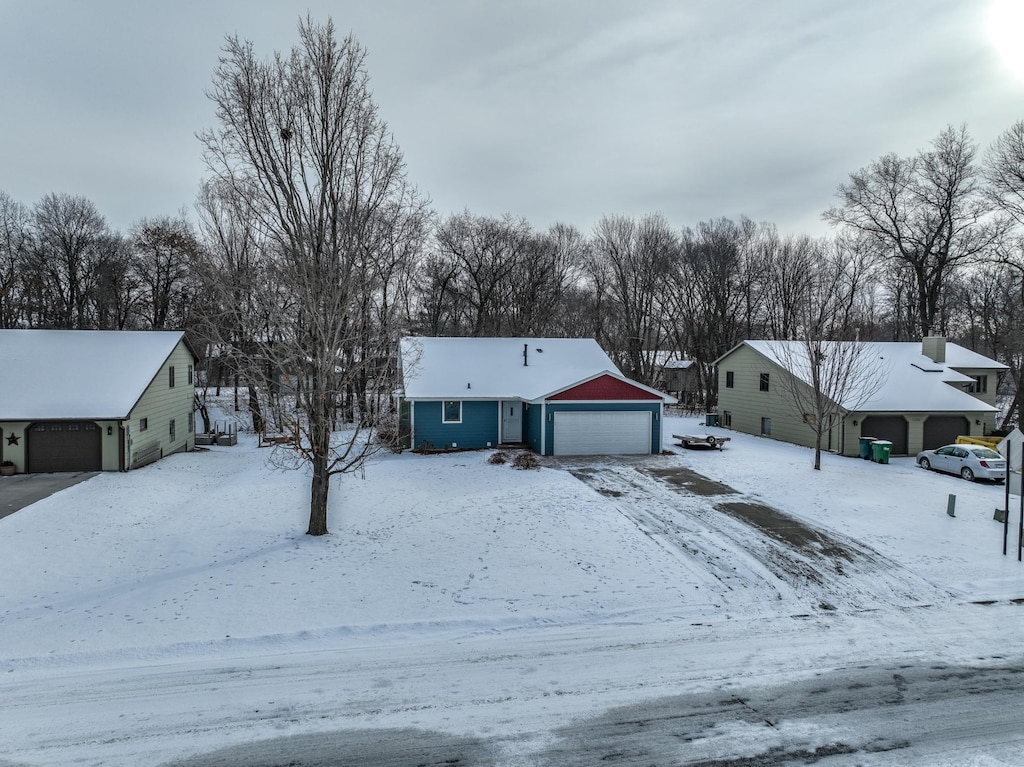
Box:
553, 411, 652, 456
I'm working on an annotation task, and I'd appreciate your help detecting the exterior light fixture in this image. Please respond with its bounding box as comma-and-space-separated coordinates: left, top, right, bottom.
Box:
107, 426, 113, 436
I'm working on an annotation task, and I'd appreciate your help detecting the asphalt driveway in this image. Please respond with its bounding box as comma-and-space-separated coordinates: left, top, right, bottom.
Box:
0, 472, 97, 521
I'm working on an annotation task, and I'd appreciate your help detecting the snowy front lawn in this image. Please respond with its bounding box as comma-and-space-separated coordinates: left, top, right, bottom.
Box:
1, 414, 1022, 670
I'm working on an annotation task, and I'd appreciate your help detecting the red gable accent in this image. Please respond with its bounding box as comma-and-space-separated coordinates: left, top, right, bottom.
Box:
548, 374, 661, 401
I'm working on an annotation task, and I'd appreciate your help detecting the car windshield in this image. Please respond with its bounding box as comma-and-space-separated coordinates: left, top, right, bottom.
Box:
970, 447, 1002, 459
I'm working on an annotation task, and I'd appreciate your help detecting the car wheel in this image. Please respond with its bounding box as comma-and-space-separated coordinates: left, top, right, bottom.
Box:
961, 467, 975, 482
919, 458, 931, 470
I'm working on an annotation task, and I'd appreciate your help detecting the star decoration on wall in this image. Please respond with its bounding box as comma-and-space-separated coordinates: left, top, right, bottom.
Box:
6, 433, 19, 446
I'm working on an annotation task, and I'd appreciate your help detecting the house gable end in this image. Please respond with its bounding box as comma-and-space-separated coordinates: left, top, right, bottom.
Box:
548, 374, 661, 401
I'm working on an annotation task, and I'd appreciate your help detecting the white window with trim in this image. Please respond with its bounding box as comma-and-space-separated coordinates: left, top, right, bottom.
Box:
442, 401, 462, 423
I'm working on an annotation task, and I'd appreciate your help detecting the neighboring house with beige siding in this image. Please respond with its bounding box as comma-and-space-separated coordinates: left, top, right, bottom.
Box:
0, 330, 198, 473
715, 336, 1006, 457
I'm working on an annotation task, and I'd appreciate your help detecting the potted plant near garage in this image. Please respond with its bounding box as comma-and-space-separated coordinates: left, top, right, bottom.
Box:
0, 460, 15, 476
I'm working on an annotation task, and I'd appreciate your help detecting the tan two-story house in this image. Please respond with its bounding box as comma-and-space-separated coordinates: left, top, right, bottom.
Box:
714, 336, 1006, 456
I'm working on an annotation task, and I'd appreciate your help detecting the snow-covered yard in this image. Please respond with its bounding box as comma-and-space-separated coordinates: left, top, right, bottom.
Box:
2, 414, 1024, 765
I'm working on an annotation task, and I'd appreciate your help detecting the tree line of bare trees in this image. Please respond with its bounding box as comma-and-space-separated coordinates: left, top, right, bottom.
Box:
3, 19, 1024, 532
0, 192, 202, 332
8, 126, 1024, 417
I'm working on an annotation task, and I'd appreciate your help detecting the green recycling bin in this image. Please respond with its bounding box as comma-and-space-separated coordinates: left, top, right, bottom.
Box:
859, 436, 877, 460
870, 439, 892, 464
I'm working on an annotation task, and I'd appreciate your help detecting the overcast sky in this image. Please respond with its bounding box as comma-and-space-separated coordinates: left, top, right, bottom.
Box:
2, 1, 1023, 238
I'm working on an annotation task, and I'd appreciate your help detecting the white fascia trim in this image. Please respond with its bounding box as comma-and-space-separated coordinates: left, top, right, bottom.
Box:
540, 400, 666, 405
540, 402, 547, 456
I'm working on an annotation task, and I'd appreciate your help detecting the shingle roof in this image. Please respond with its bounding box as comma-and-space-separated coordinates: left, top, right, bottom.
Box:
399, 337, 672, 402
0, 330, 191, 420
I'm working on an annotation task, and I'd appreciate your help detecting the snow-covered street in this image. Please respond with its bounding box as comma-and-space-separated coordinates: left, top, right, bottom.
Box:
3, 415, 1024, 765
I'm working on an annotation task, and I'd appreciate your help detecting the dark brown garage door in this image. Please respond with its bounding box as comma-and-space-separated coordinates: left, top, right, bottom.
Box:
860, 415, 909, 455
923, 415, 969, 450
28, 421, 102, 473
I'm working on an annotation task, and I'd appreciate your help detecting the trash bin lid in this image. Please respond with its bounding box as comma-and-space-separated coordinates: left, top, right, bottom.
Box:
871, 440, 892, 445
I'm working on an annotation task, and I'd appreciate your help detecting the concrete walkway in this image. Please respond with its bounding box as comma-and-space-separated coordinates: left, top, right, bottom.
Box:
0, 472, 97, 521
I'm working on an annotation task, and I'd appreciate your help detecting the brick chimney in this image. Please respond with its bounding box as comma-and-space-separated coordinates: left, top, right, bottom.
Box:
922, 336, 946, 363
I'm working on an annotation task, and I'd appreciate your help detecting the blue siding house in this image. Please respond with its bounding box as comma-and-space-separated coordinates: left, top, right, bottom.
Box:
398, 337, 675, 456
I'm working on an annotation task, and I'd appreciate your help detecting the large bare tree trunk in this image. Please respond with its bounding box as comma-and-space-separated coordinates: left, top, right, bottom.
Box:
308, 445, 331, 536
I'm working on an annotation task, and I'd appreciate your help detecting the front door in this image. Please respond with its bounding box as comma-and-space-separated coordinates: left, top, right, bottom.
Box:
501, 401, 523, 443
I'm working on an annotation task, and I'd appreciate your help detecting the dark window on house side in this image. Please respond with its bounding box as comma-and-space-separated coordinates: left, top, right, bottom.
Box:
970, 374, 988, 394
442, 401, 462, 423
722, 410, 732, 427
188, 365, 194, 385
188, 411, 194, 433
761, 417, 772, 436
140, 418, 148, 431
169, 418, 176, 442
759, 373, 769, 392
725, 371, 734, 388
169, 366, 176, 388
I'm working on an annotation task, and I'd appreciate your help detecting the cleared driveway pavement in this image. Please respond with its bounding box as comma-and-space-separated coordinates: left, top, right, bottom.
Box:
0, 472, 97, 520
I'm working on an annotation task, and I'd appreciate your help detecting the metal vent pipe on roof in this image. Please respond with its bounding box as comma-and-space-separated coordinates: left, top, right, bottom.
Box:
523, 343, 528, 366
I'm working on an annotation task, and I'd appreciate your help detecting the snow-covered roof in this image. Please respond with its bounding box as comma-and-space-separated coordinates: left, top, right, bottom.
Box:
400, 336, 671, 401
651, 350, 693, 369
740, 339, 1002, 413
0, 330, 192, 420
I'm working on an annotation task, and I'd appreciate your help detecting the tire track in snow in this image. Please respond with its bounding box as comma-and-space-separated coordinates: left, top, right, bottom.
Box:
563, 460, 950, 613
568, 467, 790, 612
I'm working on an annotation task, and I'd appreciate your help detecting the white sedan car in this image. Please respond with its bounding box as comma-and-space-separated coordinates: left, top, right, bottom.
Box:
916, 444, 1006, 483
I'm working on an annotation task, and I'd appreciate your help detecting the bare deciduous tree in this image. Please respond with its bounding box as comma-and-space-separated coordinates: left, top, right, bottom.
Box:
433, 212, 531, 336
91, 233, 140, 330
0, 191, 32, 328
768, 249, 888, 470
825, 125, 1002, 338
132, 215, 201, 329
591, 213, 677, 385
985, 120, 1024, 226
666, 217, 768, 410
26, 193, 109, 328
199, 17, 423, 536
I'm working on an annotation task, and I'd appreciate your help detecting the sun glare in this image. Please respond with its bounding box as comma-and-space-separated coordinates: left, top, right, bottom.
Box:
988, 0, 1024, 81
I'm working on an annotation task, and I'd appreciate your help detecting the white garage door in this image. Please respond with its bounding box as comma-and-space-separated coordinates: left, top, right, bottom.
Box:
553, 411, 652, 456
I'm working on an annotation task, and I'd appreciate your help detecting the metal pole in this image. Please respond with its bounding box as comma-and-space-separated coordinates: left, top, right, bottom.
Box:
1015, 473, 1024, 561
1005, 442, 1011, 556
